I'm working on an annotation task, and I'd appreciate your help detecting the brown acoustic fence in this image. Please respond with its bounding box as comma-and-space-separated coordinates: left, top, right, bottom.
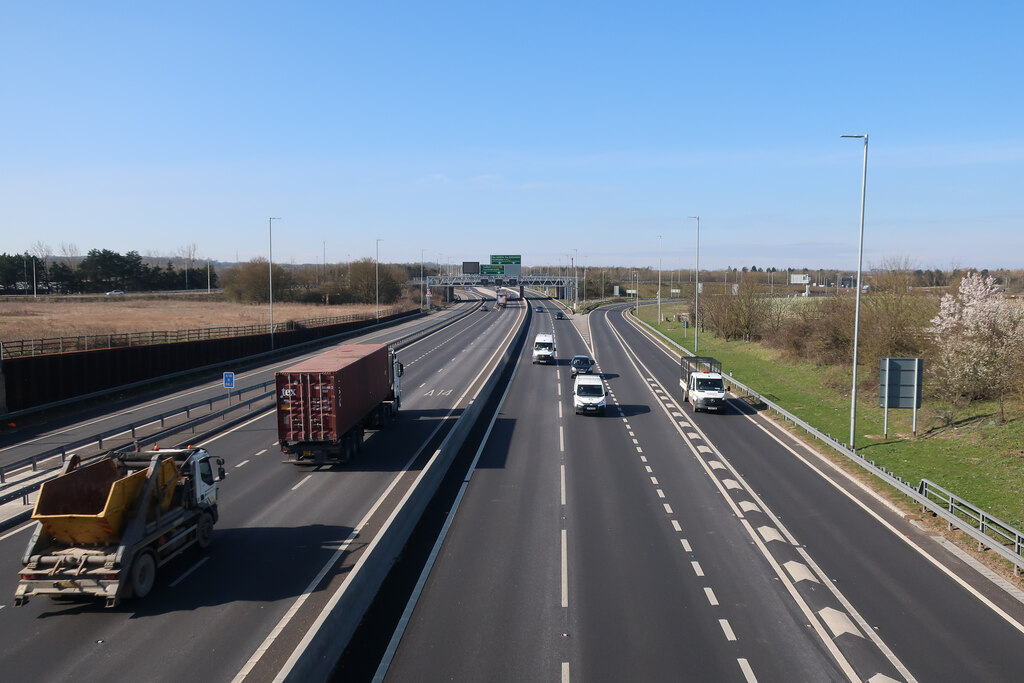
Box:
2, 310, 417, 412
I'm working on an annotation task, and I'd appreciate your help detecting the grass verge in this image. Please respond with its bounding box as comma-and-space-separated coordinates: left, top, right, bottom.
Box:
638, 302, 1024, 535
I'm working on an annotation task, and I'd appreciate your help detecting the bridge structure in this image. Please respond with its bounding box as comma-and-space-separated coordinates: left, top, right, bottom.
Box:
422, 274, 579, 304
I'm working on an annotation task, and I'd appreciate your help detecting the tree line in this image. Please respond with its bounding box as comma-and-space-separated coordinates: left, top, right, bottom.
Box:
0, 249, 216, 294
687, 260, 1024, 422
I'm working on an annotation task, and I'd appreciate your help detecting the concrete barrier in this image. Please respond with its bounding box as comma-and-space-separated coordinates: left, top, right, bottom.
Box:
277, 307, 531, 682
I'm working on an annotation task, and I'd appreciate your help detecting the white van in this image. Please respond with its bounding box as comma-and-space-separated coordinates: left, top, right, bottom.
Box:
532, 333, 555, 364
573, 374, 606, 415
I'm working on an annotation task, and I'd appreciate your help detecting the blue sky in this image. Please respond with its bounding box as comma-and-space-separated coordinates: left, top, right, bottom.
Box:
3, 2, 1022, 271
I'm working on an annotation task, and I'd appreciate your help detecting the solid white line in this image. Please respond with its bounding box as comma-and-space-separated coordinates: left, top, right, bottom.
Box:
0, 522, 35, 542
747, 407, 1024, 639
561, 529, 569, 608
170, 556, 209, 587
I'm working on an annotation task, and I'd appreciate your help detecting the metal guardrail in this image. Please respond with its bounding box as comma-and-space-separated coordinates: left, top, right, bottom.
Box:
919, 479, 1024, 559
0, 302, 477, 504
0, 381, 275, 484
0, 389, 274, 509
0, 307, 407, 358
628, 307, 1024, 576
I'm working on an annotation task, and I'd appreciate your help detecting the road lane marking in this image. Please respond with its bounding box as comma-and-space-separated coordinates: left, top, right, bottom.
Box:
562, 529, 569, 608
705, 587, 719, 606
561, 465, 567, 505
720, 619, 737, 641
291, 475, 312, 491
235, 459, 250, 468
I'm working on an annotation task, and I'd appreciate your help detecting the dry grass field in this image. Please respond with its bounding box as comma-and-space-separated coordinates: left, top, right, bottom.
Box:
0, 298, 390, 342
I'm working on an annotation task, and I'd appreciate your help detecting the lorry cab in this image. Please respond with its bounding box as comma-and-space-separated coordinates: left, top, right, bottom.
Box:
573, 374, 607, 415
532, 333, 555, 364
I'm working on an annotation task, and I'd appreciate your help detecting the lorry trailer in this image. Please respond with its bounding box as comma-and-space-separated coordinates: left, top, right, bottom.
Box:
276, 343, 403, 464
15, 447, 225, 608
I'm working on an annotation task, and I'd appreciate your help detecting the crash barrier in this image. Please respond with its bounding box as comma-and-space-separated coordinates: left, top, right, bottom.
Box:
0, 388, 274, 530
629, 306, 1024, 576
279, 304, 531, 682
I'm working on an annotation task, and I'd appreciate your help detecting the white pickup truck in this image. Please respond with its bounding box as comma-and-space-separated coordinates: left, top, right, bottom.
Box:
680, 356, 729, 413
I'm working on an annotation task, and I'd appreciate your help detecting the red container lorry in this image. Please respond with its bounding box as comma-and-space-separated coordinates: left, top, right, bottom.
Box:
276, 344, 403, 464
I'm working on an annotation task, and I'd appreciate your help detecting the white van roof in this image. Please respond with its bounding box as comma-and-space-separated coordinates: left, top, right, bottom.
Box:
574, 374, 603, 386
534, 333, 554, 343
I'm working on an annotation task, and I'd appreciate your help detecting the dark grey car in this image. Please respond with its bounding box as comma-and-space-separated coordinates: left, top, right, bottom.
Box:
570, 354, 595, 376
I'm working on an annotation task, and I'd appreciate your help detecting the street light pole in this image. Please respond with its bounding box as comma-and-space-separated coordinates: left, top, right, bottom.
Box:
420, 248, 425, 312
268, 217, 281, 350
573, 249, 578, 311
375, 239, 383, 321
842, 133, 869, 450
689, 216, 700, 353
657, 234, 663, 324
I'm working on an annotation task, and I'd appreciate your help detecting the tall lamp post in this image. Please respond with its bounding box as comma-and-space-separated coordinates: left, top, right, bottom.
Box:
657, 235, 663, 324
375, 239, 383, 321
688, 216, 700, 353
420, 248, 425, 312
842, 133, 869, 450
268, 217, 281, 350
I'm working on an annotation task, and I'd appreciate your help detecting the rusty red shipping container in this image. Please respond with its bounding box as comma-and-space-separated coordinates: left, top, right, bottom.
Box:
275, 343, 398, 462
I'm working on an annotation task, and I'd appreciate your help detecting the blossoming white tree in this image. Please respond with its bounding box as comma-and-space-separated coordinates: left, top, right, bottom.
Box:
930, 273, 1024, 422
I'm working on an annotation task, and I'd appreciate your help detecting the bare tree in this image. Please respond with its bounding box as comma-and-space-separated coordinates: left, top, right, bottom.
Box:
59, 242, 80, 266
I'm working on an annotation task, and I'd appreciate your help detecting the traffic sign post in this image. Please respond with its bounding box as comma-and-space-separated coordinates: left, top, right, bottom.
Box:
223, 371, 235, 405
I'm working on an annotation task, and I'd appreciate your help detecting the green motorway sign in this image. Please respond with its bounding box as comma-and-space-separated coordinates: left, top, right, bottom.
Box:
481, 264, 505, 275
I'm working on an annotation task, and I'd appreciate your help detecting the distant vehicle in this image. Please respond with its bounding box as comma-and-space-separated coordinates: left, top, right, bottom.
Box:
680, 356, 728, 413
105, 290, 125, 295
555, 311, 565, 320
537, 306, 544, 313
570, 354, 595, 376
497, 294, 507, 308
573, 374, 606, 415
481, 304, 488, 311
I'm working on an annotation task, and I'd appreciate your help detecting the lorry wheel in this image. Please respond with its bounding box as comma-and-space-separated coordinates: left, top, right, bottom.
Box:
130, 552, 157, 599
197, 512, 214, 549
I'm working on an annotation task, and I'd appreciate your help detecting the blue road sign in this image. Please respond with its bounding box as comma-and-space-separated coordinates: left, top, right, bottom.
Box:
223, 372, 235, 389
